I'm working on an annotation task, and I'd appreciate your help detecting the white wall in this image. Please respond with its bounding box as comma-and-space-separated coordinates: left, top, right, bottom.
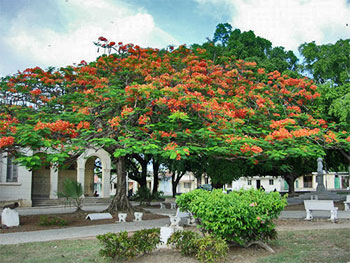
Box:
0, 164, 32, 206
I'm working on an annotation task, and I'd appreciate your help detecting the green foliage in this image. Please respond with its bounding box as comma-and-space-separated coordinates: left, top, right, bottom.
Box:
176, 189, 287, 246
58, 178, 84, 211
39, 216, 68, 226
195, 235, 228, 263
133, 186, 153, 205
97, 228, 161, 261
299, 39, 350, 85
167, 230, 201, 256
131, 228, 161, 254
167, 230, 228, 263
97, 232, 137, 261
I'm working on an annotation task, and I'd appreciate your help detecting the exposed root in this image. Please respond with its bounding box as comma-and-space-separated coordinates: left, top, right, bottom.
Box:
244, 241, 275, 254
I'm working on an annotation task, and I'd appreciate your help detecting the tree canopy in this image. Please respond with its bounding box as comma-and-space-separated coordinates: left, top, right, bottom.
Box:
0, 35, 349, 204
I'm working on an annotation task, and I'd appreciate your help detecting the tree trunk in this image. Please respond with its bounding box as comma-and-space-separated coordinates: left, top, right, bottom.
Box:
172, 174, 177, 197
106, 157, 133, 213
152, 160, 159, 195
172, 171, 185, 197
285, 175, 296, 196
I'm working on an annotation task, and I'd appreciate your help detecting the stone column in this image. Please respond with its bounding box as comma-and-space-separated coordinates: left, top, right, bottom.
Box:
49, 164, 58, 199
101, 168, 111, 198
77, 167, 85, 197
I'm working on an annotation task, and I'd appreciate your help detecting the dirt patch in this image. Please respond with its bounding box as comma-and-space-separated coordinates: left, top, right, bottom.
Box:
0, 210, 167, 234
127, 247, 270, 263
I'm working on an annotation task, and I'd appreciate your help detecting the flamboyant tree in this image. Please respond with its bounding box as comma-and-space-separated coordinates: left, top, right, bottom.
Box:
1, 40, 349, 208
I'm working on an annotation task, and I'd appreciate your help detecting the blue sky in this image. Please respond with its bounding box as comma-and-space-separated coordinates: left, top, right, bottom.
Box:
0, 0, 349, 77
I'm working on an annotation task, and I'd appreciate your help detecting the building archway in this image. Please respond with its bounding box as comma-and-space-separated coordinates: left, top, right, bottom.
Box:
77, 149, 111, 198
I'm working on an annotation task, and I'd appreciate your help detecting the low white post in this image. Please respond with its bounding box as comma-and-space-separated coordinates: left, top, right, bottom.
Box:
118, 213, 127, 222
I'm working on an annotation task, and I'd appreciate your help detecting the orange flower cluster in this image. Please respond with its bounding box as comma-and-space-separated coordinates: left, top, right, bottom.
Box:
76, 121, 90, 130
286, 106, 301, 113
164, 142, 178, 151
78, 107, 90, 115
159, 131, 177, 138
324, 131, 337, 143
30, 89, 42, 96
121, 107, 134, 117
138, 115, 150, 125
0, 136, 15, 148
34, 120, 77, 137
270, 128, 293, 140
108, 116, 120, 128
291, 128, 320, 137
240, 143, 263, 154
270, 119, 296, 129
0, 115, 18, 134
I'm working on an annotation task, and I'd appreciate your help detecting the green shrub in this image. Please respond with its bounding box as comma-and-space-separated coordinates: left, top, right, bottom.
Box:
97, 228, 161, 261
167, 230, 201, 256
167, 230, 228, 263
152, 190, 165, 201
131, 228, 161, 254
97, 232, 136, 261
176, 188, 287, 246
134, 187, 153, 205
39, 216, 68, 226
195, 235, 228, 263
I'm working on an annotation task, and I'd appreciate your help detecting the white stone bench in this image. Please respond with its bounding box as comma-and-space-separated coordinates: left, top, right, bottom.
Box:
169, 208, 195, 227
304, 200, 338, 222
344, 195, 350, 211
160, 198, 176, 209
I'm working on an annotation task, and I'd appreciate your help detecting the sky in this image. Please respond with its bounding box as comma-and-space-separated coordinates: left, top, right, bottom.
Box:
0, 0, 349, 77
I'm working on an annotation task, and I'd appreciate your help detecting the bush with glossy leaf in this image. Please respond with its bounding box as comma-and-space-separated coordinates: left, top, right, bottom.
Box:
167, 230, 228, 263
176, 188, 287, 246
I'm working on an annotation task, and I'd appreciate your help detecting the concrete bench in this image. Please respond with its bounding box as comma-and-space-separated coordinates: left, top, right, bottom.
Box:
344, 195, 350, 211
160, 198, 176, 209
304, 200, 338, 222
169, 208, 195, 227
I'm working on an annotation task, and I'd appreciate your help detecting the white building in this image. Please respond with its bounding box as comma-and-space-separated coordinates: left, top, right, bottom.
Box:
1, 147, 349, 206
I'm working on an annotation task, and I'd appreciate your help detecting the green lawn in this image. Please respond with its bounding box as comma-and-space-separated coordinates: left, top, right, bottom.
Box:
260, 228, 350, 263
0, 228, 349, 263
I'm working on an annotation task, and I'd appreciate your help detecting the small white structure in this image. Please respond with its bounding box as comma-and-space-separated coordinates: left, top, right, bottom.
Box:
158, 226, 176, 248
303, 200, 338, 222
169, 208, 193, 227
134, 212, 143, 221
1, 208, 19, 227
85, 213, 113, 221
344, 195, 350, 211
118, 213, 127, 222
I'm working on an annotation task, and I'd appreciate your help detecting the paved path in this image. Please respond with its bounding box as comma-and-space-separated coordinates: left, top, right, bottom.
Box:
0, 218, 169, 245
1, 205, 349, 245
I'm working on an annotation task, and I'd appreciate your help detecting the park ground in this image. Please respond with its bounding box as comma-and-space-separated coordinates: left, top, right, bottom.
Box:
0, 202, 349, 262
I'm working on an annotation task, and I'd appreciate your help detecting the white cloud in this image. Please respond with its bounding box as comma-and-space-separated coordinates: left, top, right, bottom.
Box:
196, 0, 350, 51
2, 0, 179, 72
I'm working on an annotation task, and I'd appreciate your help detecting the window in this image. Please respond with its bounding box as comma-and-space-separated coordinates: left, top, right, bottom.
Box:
226, 182, 232, 188
184, 182, 191, 189
247, 180, 252, 185
303, 176, 312, 188
6, 155, 18, 182
269, 179, 274, 185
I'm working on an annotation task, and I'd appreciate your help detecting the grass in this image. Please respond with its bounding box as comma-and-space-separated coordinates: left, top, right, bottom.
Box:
259, 228, 350, 263
0, 229, 349, 263
0, 239, 108, 263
